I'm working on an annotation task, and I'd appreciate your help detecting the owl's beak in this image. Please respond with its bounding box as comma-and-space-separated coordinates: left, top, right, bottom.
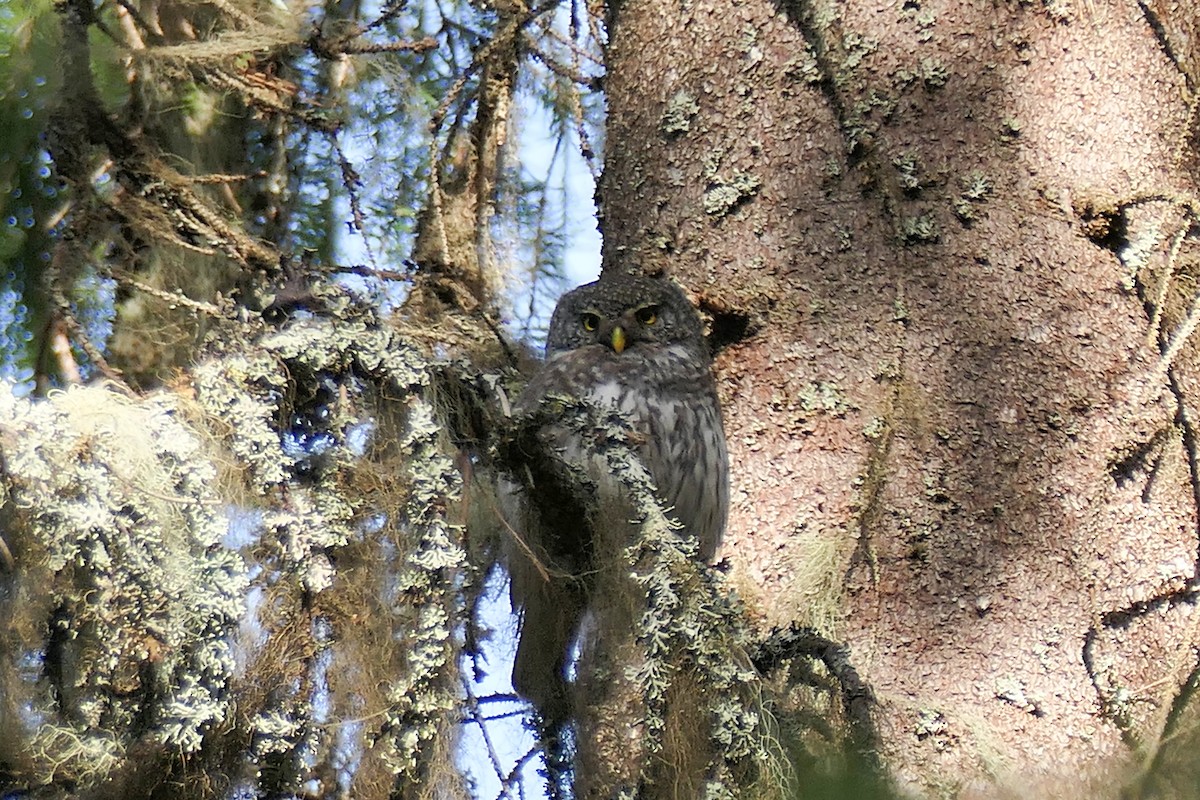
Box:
610, 325, 627, 354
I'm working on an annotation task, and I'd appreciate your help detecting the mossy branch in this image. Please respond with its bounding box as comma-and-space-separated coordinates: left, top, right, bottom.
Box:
503, 396, 785, 797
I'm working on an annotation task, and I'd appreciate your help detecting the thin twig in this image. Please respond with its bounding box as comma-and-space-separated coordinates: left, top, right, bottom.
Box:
46, 315, 83, 385
541, 14, 602, 66
45, 243, 123, 384
524, 41, 598, 88
318, 263, 412, 282
499, 744, 543, 800
328, 134, 379, 274
568, 0, 599, 176
1153, 290, 1200, 388
185, 171, 265, 185
326, 36, 438, 55
110, 270, 228, 316
489, 489, 553, 583
461, 675, 512, 796
1146, 227, 1186, 350
110, 0, 162, 45
313, 0, 422, 52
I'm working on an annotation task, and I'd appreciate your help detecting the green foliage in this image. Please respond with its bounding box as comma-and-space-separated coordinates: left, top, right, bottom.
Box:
0, 0, 59, 385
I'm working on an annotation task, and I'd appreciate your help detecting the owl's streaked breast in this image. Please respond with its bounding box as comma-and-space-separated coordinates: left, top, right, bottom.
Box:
519, 340, 728, 559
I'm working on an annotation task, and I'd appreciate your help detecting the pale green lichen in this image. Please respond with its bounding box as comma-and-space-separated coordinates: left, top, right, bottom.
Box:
995, 676, 1041, 715
797, 380, 855, 416
920, 57, 948, 88
1043, 0, 1073, 23
954, 170, 994, 223
784, 50, 822, 86
841, 32, 878, 69
900, 213, 940, 244
661, 90, 700, 137
892, 151, 922, 193
863, 416, 887, 441
1117, 218, 1163, 278
373, 395, 466, 778
0, 383, 248, 784
999, 116, 1022, 143
914, 10, 936, 42
844, 88, 895, 153
704, 171, 762, 217
252, 707, 306, 755
192, 353, 294, 489
960, 170, 994, 201
915, 708, 944, 735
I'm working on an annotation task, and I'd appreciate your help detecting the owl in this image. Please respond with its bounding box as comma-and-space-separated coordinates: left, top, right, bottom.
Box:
507, 272, 729, 719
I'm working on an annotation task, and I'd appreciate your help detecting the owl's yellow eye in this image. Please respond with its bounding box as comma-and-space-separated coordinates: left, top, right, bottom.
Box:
636, 305, 659, 326
581, 312, 600, 332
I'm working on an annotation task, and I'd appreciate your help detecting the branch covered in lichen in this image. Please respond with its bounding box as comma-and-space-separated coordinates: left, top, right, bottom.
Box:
510, 397, 783, 797
370, 391, 467, 783
0, 383, 247, 787
189, 293, 469, 795
0, 286, 480, 798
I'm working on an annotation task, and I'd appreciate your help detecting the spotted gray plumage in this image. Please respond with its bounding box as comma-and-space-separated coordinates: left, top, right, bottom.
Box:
508, 273, 729, 717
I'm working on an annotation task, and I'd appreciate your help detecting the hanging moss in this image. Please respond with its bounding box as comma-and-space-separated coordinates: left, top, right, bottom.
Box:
505, 397, 791, 799
0, 383, 247, 787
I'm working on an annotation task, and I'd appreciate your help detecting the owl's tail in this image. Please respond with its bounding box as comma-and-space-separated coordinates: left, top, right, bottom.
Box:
511, 573, 584, 726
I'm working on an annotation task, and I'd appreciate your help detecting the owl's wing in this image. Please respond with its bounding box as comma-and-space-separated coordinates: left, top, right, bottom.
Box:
504, 359, 598, 720
648, 388, 728, 560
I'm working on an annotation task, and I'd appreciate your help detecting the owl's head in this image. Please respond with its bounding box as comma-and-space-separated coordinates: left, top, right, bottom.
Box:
544, 274, 704, 358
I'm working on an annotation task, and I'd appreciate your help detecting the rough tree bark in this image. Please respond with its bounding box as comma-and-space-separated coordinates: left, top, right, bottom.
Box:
600, 0, 1200, 796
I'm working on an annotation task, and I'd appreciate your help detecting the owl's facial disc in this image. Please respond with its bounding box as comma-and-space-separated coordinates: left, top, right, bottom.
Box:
599, 304, 666, 354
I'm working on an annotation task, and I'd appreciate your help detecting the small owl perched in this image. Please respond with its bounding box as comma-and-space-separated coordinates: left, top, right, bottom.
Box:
507, 272, 728, 719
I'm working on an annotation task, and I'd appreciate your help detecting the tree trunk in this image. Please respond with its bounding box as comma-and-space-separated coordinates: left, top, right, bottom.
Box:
601, 0, 1200, 795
